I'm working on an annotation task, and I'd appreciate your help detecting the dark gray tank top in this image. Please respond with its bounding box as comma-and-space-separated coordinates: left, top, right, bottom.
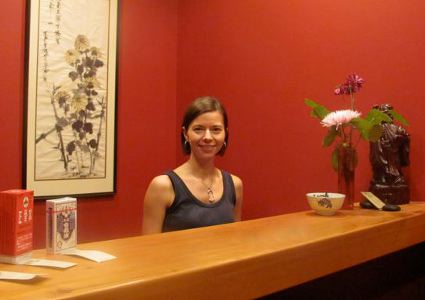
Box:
162, 170, 236, 232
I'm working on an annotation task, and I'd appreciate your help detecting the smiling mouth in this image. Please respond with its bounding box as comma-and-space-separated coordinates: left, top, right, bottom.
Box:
200, 145, 216, 149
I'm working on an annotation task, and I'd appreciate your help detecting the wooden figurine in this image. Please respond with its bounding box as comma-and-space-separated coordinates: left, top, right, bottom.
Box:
369, 104, 410, 204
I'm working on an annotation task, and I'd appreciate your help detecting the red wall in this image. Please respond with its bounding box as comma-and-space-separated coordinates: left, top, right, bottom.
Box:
0, 0, 177, 248
1, 0, 425, 248
177, 0, 425, 219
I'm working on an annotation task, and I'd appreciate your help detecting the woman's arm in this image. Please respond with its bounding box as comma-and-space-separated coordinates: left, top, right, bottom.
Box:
142, 175, 174, 234
231, 175, 243, 221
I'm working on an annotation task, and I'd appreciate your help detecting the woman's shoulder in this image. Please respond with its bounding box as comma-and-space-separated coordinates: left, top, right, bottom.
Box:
231, 174, 242, 187
145, 174, 174, 207
149, 174, 173, 189
150, 174, 171, 187
226, 172, 243, 214
224, 171, 242, 189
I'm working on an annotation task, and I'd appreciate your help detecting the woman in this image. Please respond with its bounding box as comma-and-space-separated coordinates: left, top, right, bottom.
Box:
142, 96, 243, 234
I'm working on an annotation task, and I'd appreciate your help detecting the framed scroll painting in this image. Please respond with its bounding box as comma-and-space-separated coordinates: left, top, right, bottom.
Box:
24, 0, 118, 198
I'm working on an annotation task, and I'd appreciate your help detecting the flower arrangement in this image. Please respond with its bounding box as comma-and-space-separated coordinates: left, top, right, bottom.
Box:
305, 73, 408, 171
305, 74, 409, 207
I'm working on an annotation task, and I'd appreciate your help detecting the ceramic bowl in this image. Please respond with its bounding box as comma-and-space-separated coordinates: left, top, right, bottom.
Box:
306, 192, 345, 216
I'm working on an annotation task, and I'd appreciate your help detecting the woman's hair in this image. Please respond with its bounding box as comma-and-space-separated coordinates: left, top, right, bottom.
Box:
181, 96, 229, 156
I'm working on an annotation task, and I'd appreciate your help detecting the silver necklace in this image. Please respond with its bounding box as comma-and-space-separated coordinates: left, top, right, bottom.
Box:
199, 176, 216, 203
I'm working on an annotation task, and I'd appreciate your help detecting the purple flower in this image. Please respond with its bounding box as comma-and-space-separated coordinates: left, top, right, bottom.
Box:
334, 87, 342, 95
335, 73, 365, 95
346, 73, 364, 92
334, 84, 350, 95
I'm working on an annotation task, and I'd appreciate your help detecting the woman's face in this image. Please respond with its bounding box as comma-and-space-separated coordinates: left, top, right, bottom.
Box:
184, 111, 226, 160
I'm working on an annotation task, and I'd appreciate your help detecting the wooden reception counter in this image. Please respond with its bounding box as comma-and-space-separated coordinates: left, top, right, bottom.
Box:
2, 202, 425, 299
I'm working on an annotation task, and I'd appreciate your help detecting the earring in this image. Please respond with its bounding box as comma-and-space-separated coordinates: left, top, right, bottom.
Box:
223, 141, 227, 148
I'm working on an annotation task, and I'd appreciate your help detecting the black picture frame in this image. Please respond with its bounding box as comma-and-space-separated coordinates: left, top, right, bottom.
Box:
23, 0, 118, 199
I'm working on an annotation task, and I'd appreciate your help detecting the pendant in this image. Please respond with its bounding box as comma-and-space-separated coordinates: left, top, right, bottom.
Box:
207, 188, 215, 203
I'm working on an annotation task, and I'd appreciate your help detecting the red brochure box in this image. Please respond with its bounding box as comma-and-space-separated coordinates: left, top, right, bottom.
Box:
0, 189, 33, 263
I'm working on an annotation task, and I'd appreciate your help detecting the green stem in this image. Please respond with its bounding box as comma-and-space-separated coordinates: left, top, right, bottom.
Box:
350, 93, 355, 110
349, 92, 356, 146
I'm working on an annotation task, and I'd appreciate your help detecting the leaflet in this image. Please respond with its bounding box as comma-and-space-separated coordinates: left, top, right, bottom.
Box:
0, 271, 46, 281
23, 258, 76, 269
60, 248, 116, 263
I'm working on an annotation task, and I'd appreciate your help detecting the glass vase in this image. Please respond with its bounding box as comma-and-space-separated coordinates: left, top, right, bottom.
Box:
337, 145, 356, 209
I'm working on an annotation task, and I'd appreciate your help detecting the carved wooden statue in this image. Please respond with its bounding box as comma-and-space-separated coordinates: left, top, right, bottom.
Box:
369, 104, 410, 204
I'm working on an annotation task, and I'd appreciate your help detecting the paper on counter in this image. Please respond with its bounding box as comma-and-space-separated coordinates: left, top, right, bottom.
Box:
23, 258, 76, 269
60, 248, 116, 263
0, 271, 46, 281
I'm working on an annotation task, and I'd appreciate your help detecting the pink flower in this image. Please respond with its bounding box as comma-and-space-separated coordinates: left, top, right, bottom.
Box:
321, 110, 361, 128
334, 73, 365, 95
347, 73, 364, 87
346, 73, 364, 92
334, 84, 350, 95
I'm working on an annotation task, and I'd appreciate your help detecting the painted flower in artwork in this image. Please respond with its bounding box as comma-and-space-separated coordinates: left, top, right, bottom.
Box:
54, 90, 71, 108
65, 49, 80, 65
74, 34, 90, 52
89, 47, 102, 58
37, 34, 107, 178
71, 93, 88, 112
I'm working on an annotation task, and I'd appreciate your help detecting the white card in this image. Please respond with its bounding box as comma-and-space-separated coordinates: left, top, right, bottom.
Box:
361, 191, 386, 210
0, 271, 46, 281
60, 248, 116, 263
23, 258, 76, 269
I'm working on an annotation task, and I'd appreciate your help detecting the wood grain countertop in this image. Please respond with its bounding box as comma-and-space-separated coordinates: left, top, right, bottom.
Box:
1, 202, 425, 299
